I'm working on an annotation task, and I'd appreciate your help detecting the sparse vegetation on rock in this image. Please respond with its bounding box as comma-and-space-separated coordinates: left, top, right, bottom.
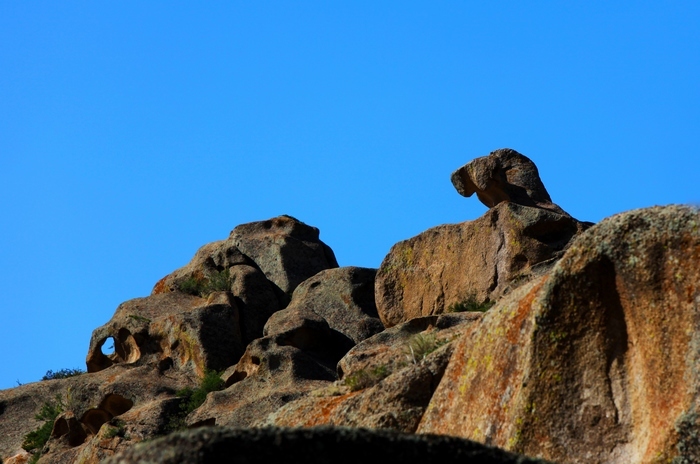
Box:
22, 395, 64, 462
446, 295, 495, 313
42, 368, 84, 380
2, 150, 699, 464
166, 370, 225, 432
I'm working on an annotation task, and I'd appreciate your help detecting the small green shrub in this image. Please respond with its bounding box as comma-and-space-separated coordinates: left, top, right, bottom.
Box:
128, 314, 151, 323
104, 419, 127, 439
178, 276, 207, 296
405, 332, 448, 364
344, 365, 389, 392
447, 295, 495, 313
207, 268, 231, 293
178, 269, 230, 297
166, 370, 225, 432
22, 395, 64, 459
42, 368, 84, 380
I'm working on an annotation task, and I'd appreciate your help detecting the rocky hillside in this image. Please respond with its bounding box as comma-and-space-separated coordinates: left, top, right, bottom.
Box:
2, 148, 698, 464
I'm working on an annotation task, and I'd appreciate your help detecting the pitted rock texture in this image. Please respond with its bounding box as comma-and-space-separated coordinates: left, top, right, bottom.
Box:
187, 322, 350, 428
6, 171, 700, 464
265, 266, 383, 344
86, 292, 243, 377
90, 216, 340, 378
418, 205, 700, 464
189, 268, 384, 429
229, 215, 339, 295
375, 201, 589, 328
451, 148, 567, 214
0, 364, 194, 463
103, 426, 549, 464
263, 312, 480, 432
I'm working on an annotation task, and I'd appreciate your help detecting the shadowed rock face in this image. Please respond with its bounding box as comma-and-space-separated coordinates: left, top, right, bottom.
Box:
103, 426, 549, 464
87, 215, 340, 378
451, 148, 567, 215
85, 292, 243, 377
265, 312, 480, 433
266, 267, 384, 344
229, 215, 339, 295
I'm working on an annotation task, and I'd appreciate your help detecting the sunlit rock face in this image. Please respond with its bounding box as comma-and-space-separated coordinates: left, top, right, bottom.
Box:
419, 205, 700, 464
375, 201, 590, 328
5, 151, 700, 464
450, 148, 567, 215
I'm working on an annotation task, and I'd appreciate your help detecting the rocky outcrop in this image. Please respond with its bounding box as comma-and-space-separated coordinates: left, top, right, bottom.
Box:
228, 215, 339, 295
104, 426, 548, 464
266, 267, 383, 344
153, 215, 338, 298
0, 364, 193, 463
451, 148, 567, 215
86, 292, 243, 377
186, 267, 383, 428
185, 334, 338, 428
5, 151, 700, 464
87, 215, 340, 379
264, 312, 480, 432
375, 201, 589, 327
419, 205, 700, 463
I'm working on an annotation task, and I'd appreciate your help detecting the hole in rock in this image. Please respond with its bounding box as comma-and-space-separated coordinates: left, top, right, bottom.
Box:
116, 328, 141, 364
101, 337, 116, 356
52, 415, 88, 447
158, 357, 174, 372
225, 370, 247, 387
99, 394, 133, 417
191, 418, 216, 428
81, 408, 112, 435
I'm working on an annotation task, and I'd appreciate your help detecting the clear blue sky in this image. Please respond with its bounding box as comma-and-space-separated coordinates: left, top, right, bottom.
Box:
1, 2, 699, 389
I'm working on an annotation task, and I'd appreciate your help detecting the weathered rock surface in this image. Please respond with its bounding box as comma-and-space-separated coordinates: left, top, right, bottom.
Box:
187, 323, 348, 428
189, 268, 384, 429
265, 266, 383, 344
264, 312, 480, 432
103, 426, 548, 464
6, 155, 700, 464
451, 148, 567, 214
419, 205, 700, 464
0, 364, 193, 463
153, 215, 338, 298
86, 292, 243, 377
229, 215, 339, 295
376, 201, 589, 327
88, 215, 341, 377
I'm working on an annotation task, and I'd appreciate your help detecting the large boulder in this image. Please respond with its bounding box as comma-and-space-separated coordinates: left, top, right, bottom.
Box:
376, 201, 589, 327
103, 426, 548, 464
229, 215, 339, 295
451, 148, 567, 215
153, 215, 338, 299
265, 267, 383, 344
418, 205, 700, 464
86, 292, 243, 377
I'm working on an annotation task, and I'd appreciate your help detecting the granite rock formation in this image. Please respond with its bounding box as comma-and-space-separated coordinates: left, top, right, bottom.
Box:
418, 205, 700, 463
451, 148, 567, 214
2, 150, 699, 464
375, 201, 590, 328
